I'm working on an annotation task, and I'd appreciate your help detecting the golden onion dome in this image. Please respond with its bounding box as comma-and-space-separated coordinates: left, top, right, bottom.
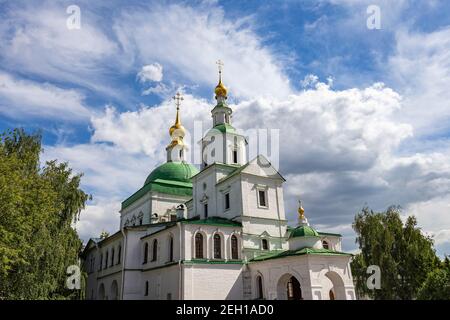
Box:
298, 202, 305, 219
215, 79, 228, 98
169, 123, 185, 137
169, 108, 185, 137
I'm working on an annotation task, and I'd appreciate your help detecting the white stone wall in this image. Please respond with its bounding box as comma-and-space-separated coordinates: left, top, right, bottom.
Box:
121, 191, 190, 228
183, 264, 244, 300
191, 164, 236, 219
142, 264, 180, 300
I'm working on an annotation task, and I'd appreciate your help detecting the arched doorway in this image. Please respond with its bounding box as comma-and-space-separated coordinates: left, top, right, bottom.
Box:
325, 271, 346, 300
277, 274, 303, 300
110, 280, 118, 300
98, 283, 105, 300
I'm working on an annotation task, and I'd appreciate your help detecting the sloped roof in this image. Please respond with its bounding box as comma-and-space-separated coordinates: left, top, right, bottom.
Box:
250, 248, 352, 262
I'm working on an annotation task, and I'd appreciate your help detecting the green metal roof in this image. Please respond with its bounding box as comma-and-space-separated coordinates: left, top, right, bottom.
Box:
180, 216, 242, 227
121, 162, 198, 210
318, 232, 342, 237
144, 162, 199, 186
207, 123, 236, 134
289, 225, 320, 238
250, 248, 352, 262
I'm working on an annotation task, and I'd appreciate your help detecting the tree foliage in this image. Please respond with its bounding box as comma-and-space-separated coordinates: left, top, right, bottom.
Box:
0, 129, 90, 299
417, 257, 450, 300
351, 206, 440, 300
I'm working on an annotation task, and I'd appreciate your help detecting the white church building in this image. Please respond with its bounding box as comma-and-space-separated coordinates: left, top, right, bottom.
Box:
81, 65, 356, 300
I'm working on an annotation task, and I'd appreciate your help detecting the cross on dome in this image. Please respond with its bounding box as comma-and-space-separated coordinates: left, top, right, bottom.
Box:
169, 92, 185, 138
173, 92, 184, 110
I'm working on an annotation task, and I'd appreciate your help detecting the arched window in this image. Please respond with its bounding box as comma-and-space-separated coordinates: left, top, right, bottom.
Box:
262, 239, 269, 250
322, 240, 329, 250
110, 248, 115, 266
169, 236, 174, 262
117, 245, 121, 264
231, 235, 239, 259
105, 251, 109, 269
256, 275, 264, 299
214, 234, 222, 259
195, 233, 204, 259
143, 243, 148, 264
152, 239, 158, 261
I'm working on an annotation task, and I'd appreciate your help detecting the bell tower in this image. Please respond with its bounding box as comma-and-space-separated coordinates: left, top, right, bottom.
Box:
200, 60, 247, 168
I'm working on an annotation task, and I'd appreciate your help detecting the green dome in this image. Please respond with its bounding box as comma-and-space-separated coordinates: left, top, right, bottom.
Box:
144, 162, 199, 186
289, 225, 320, 238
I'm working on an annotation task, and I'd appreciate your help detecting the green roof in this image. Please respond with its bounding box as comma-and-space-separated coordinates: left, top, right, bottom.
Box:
144, 162, 199, 186
207, 123, 236, 134
289, 225, 320, 238
121, 162, 199, 210
250, 248, 352, 262
181, 216, 242, 227
318, 232, 342, 237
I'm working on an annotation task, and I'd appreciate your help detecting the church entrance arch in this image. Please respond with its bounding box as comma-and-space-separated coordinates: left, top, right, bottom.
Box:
277, 273, 303, 300
325, 271, 346, 300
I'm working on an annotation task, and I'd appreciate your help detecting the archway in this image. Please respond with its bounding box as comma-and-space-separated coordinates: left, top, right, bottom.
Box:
324, 271, 346, 300
277, 274, 303, 300
110, 280, 118, 300
98, 283, 105, 300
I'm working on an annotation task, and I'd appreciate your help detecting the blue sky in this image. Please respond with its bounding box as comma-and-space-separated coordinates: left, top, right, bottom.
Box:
0, 0, 449, 256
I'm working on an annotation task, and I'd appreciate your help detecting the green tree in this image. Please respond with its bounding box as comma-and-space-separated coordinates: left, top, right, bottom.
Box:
351, 206, 439, 300
0, 128, 90, 299
417, 257, 450, 300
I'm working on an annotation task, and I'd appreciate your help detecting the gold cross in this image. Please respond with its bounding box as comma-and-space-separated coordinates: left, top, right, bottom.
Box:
216, 59, 224, 75
172, 92, 184, 110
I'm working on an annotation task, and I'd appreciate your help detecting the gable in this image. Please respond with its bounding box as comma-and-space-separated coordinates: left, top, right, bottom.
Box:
240, 155, 285, 181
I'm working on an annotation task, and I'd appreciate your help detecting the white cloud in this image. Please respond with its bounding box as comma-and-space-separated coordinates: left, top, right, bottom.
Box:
75, 197, 121, 242
43, 142, 152, 243
0, 71, 90, 120
137, 63, 163, 83
0, 3, 121, 100
113, 3, 292, 99
90, 94, 211, 157
389, 27, 450, 136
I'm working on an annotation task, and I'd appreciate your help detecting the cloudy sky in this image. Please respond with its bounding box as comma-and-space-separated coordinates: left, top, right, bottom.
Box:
0, 0, 449, 256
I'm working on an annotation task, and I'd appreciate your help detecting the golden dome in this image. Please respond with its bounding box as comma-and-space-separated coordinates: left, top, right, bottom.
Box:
215, 79, 228, 98
298, 202, 305, 220
169, 108, 185, 137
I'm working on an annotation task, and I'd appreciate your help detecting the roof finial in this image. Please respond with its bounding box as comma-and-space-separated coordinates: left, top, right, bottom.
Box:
216, 59, 224, 81
298, 199, 309, 226
215, 59, 227, 99
169, 92, 185, 137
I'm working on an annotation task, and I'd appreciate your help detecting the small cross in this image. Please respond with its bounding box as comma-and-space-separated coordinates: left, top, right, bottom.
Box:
173, 92, 184, 110
216, 59, 224, 75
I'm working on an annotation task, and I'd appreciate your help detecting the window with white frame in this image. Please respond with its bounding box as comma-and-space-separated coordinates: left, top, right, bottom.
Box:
257, 188, 268, 208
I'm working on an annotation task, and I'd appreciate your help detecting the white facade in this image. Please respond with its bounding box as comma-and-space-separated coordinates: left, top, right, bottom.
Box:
81, 77, 356, 300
